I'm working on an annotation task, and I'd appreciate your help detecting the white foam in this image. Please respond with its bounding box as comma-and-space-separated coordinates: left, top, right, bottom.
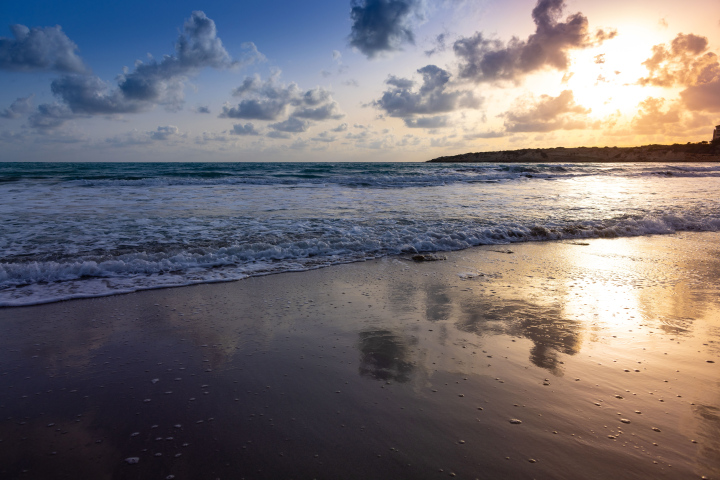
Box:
2, 212, 720, 306
3, 162, 720, 306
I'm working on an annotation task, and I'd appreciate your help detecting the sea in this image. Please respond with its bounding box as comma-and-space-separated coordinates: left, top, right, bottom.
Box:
2, 161, 720, 307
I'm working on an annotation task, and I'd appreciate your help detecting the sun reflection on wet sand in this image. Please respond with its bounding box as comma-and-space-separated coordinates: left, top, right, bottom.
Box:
0, 233, 718, 479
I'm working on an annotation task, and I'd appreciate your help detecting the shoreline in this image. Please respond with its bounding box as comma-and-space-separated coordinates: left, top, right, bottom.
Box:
1, 233, 719, 479
6, 227, 720, 309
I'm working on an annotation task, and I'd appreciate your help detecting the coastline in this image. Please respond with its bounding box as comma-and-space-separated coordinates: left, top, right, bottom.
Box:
1, 232, 719, 479
428, 144, 720, 163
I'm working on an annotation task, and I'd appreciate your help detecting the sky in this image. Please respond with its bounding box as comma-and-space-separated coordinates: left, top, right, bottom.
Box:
1, 0, 719, 162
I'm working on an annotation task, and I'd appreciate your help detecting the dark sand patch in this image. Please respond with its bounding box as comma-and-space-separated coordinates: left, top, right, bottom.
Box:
1, 232, 719, 479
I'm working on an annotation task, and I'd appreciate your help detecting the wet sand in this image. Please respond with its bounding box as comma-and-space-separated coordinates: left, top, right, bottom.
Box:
1, 232, 719, 480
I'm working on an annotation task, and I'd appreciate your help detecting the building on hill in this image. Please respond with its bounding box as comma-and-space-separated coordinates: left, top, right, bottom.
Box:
715, 125, 720, 142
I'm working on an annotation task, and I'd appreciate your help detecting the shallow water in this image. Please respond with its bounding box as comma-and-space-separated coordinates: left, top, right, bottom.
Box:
2, 162, 720, 306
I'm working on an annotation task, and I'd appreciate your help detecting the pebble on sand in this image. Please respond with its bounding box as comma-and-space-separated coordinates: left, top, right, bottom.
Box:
124, 457, 140, 464
509, 419, 522, 424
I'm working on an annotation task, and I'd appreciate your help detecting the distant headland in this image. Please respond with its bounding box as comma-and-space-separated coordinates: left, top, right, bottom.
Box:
428, 141, 720, 163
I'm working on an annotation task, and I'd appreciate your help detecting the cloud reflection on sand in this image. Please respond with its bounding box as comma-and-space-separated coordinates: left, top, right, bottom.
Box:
0, 233, 719, 478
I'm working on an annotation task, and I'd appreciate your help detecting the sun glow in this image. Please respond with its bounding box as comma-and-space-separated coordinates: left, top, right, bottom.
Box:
568, 25, 670, 119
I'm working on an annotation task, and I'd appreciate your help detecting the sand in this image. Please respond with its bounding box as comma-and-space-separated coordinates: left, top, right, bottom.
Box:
0, 232, 719, 479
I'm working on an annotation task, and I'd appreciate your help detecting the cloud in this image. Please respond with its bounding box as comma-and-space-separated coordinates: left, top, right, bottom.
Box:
342, 79, 360, 87
403, 115, 448, 128
221, 99, 290, 120
0, 129, 29, 144
292, 101, 344, 120
453, 0, 615, 83
0, 24, 87, 73
105, 129, 154, 147
1, 94, 34, 119
430, 134, 465, 148
236, 42, 266, 67
681, 80, 720, 112
464, 130, 506, 140
116, 11, 237, 106
639, 33, 716, 87
50, 74, 145, 114
231, 122, 260, 135
302, 87, 332, 106
345, 130, 370, 141
150, 125, 179, 140
221, 74, 344, 123
321, 51, 348, 78
221, 75, 300, 120
396, 134, 421, 146
34, 11, 247, 129
267, 130, 292, 139
290, 139, 309, 150
629, 97, 681, 134
105, 125, 185, 146
269, 117, 311, 133
503, 89, 592, 132
311, 131, 337, 142
332, 123, 349, 132
373, 65, 481, 122
424, 33, 448, 57
639, 33, 720, 112
348, 0, 425, 59
27, 103, 74, 131
196, 105, 211, 114
195, 131, 230, 144
614, 96, 713, 137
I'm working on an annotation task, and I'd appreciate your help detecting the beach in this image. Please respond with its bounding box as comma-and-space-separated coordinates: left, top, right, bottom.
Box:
1, 232, 718, 479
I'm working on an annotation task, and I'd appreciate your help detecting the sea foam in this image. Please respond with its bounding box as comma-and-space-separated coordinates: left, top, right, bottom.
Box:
2, 162, 720, 306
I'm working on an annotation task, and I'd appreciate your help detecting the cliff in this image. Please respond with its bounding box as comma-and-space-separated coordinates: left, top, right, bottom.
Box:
428, 143, 720, 163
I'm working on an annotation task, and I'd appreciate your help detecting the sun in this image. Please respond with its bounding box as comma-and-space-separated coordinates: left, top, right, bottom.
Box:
567, 24, 671, 119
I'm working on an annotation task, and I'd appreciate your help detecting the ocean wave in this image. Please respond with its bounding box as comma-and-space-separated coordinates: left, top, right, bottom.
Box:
2, 213, 719, 307
2, 162, 720, 190
70, 166, 720, 188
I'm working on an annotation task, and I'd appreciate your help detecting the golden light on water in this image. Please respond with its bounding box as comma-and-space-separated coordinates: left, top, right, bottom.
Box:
559, 243, 645, 334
